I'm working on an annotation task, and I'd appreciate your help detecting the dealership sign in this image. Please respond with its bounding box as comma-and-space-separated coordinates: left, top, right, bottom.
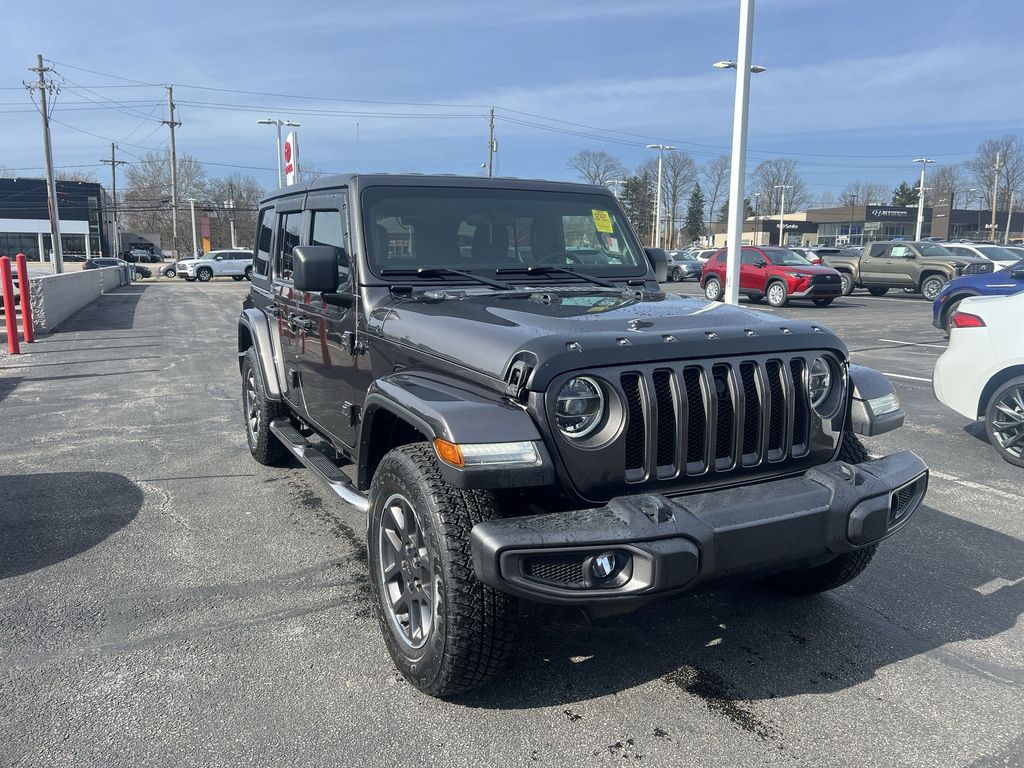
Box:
867, 206, 920, 221
284, 131, 299, 186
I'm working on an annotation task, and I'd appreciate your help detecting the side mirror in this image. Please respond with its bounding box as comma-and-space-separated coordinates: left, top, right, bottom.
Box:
644, 247, 669, 282
756, 260, 768, 268
293, 245, 341, 293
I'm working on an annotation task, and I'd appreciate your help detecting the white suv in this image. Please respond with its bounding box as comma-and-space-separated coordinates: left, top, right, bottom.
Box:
178, 250, 254, 282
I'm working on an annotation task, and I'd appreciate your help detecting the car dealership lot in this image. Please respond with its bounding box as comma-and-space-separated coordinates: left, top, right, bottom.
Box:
1, 281, 1022, 767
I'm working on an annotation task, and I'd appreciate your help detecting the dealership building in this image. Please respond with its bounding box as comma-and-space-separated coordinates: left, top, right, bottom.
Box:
0, 177, 110, 261
714, 201, 1024, 247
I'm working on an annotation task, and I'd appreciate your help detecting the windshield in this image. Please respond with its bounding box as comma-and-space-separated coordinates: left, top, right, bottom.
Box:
361, 186, 647, 280
764, 248, 812, 266
976, 246, 1018, 262
917, 243, 954, 257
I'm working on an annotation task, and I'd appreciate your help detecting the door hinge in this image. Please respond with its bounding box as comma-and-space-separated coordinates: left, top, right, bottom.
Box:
289, 368, 301, 389
341, 402, 361, 426
341, 331, 366, 356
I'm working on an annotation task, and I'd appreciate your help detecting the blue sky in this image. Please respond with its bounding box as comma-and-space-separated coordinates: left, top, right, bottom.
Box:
2, 0, 1023, 203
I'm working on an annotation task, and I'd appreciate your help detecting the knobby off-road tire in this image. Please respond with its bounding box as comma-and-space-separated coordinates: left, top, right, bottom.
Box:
368, 443, 518, 697
241, 347, 289, 466
762, 431, 877, 595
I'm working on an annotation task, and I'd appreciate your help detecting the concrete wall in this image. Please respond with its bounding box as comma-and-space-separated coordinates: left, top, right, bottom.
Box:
29, 267, 129, 333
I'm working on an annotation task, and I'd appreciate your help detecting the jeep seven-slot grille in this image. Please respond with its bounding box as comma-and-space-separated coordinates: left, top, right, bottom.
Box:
618, 356, 813, 482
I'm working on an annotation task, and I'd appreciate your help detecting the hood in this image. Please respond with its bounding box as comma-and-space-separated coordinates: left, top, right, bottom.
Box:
373, 288, 847, 388
774, 264, 837, 276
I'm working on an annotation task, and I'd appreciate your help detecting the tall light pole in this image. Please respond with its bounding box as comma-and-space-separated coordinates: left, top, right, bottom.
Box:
969, 187, 980, 236
604, 178, 626, 200
646, 144, 676, 248
753, 191, 761, 244
845, 193, 857, 246
773, 184, 792, 247
188, 198, 199, 257
713, 16, 767, 305
257, 118, 301, 188
913, 157, 934, 241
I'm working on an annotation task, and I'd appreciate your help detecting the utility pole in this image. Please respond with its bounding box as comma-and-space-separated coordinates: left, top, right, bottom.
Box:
101, 143, 127, 257
646, 144, 676, 248
162, 86, 181, 259
991, 151, 1001, 243
25, 54, 64, 273
1005, 190, 1014, 244
487, 108, 496, 178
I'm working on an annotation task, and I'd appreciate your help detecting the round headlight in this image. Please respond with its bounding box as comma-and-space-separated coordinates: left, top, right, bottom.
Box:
555, 376, 605, 438
808, 356, 833, 412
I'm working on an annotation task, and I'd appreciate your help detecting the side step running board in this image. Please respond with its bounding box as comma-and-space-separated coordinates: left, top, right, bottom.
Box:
269, 418, 369, 513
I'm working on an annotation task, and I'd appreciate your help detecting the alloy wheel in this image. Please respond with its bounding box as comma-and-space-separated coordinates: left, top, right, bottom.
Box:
990, 385, 1024, 460
705, 280, 721, 301
244, 368, 260, 446
378, 493, 435, 649
768, 283, 786, 306
921, 278, 944, 301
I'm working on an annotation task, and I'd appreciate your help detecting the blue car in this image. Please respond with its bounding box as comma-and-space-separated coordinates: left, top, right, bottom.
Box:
932, 259, 1024, 331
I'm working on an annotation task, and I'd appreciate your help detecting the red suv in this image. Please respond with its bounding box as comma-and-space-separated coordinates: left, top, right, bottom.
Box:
700, 246, 844, 307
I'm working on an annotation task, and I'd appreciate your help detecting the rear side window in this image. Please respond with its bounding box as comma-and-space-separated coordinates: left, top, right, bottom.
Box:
254, 208, 273, 276
275, 212, 304, 281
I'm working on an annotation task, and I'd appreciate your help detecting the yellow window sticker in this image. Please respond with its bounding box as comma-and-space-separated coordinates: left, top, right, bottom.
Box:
592, 209, 614, 233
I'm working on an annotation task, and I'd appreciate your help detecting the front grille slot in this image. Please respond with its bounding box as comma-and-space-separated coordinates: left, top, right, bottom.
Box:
621, 373, 646, 477
611, 352, 827, 486
523, 554, 587, 587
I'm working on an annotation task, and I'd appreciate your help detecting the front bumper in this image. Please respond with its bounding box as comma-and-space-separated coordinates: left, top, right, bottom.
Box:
471, 451, 927, 611
790, 283, 843, 298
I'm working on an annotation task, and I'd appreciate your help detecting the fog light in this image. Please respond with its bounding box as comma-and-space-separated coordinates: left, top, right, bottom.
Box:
592, 552, 617, 580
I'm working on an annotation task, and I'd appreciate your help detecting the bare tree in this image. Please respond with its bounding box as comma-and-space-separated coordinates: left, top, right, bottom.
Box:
751, 158, 809, 214
839, 180, 888, 206
817, 190, 835, 208
965, 136, 1024, 211
662, 152, 698, 247
204, 174, 265, 248
298, 162, 326, 185
702, 156, 730, 245
55, 169, 98, 183
0, 165, 16, 178
929, 164, 969, 209
567, 149, 626, 186
122, 152, 208, 252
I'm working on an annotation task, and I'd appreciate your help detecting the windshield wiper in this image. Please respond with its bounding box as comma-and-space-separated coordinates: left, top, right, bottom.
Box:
380, 267, 514, 291
494, 265, 617, 289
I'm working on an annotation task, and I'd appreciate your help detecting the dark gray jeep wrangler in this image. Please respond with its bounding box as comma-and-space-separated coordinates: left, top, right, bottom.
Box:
238, 173, 927, 697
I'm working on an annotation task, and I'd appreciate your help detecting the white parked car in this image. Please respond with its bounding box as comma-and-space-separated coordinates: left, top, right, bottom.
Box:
941, 243, 1019, 270
933, 287, 1024, 467
178, 250, 254, 282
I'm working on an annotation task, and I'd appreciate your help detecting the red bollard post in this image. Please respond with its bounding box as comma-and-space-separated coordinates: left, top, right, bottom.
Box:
0, 255, 20, 355
15, 253, 34, 343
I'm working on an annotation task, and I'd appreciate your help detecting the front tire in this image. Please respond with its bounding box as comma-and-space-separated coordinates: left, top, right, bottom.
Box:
368, 443, 518, 697
920, 274, 946, 301
197, 267, 213, 282
232, 275, 244, 281
671, 267, 683, 282
244, 265, 253, 281
241, 347, 288, 466
164, 268, 176, 278
812, 297, 835, 307
867, 287, 889, 296
766, 280, 789, 307
762, 431, 877, 595
704, 277, 723, 301
838, 272, 854, 296
985, 376, 1024, 468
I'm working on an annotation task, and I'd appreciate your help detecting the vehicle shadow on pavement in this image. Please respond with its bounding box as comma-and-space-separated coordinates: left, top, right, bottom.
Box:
962, 421, 993, 446
0, 375, 21, 404
458, 504, 1022, 709
50, 286, 146, 333
0, 472, 142, 580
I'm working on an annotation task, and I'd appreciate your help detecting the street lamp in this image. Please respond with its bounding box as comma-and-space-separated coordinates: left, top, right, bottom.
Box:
912, 157, 934, 240
845, 193, 857, 246
753, 191, 761, 244
774, 184, 793, 247
604, 178, 626, 199
645, 144, 677, 248
713, 4, 766, 305
257, 118, 301, 188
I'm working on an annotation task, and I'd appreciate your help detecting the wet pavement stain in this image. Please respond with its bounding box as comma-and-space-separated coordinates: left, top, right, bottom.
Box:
664, 664, 779, 742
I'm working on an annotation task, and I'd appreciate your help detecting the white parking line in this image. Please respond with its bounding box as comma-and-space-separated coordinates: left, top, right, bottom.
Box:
878, 338, 947, 349
930, 469, 1024, 504
882, 372, 932, 382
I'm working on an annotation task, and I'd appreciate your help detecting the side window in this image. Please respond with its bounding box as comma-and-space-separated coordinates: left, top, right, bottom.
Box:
275, 212, 303, 280
310, 209, 350, 290
254, 208, 273, 276
741, 248, 761, 265
946, 246, 966, 258
890, 245, 910, 258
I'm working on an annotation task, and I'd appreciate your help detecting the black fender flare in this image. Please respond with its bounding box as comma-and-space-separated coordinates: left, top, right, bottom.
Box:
358, 371, 552, 491
848, 364, 904, 437
238, 308, 285, 400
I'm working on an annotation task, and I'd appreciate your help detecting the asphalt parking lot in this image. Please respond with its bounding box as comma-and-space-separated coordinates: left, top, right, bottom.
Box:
1, 278, 1022, 767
